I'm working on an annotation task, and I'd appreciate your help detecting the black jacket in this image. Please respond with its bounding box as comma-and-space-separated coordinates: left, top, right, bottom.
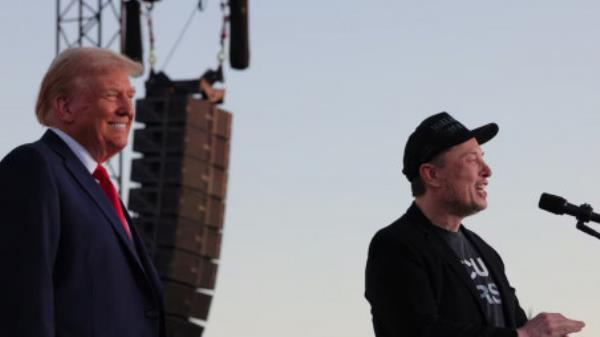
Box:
365, 203, 527, 337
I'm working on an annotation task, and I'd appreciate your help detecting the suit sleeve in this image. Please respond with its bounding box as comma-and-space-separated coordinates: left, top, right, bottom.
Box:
0, 146, 61, 337
365, 230, 518, 337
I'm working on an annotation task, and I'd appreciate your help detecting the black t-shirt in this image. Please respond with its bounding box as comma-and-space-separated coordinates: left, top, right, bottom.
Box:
432, 226, 506, 328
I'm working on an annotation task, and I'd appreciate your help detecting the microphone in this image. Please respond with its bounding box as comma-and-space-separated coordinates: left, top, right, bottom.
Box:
229, 0, 250, 70
121, 0, 144, 66
538, 193, 600, 223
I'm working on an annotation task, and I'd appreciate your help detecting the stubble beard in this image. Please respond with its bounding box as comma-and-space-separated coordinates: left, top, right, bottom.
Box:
442, 184, 486, 219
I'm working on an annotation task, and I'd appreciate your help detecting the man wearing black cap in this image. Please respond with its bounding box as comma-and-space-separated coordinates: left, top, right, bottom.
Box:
365, 112, 584, 337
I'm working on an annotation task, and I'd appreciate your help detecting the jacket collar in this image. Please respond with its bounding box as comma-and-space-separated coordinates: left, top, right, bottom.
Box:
48, 128, 97, 174
403, 202, 516, 326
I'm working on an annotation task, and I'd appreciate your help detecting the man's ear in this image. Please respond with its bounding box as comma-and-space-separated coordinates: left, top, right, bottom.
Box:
419, 163, 443, 188
53, 95, 74, 123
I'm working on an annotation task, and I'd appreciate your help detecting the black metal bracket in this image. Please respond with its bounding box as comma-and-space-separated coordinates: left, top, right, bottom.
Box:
575, 203, 600, 240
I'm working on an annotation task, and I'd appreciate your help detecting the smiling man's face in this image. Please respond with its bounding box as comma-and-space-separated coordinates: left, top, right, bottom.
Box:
436, 137, 492, 218
62, 68, 135, 162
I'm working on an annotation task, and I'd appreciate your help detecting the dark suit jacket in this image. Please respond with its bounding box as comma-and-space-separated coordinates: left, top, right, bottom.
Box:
0, 130, 166, 337
365, 203, 527, 337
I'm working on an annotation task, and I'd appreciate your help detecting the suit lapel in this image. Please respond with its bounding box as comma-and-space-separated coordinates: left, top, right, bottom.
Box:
406, 204, 488, 322
128, 216, 165, 299
41, 130, 152, 284
428, 231, 488, 321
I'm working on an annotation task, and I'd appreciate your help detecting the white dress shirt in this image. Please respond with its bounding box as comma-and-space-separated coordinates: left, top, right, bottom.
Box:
49, 127, 98, 174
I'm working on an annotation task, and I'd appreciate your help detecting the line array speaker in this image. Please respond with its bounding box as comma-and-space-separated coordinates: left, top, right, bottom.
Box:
129, 88, 232, 336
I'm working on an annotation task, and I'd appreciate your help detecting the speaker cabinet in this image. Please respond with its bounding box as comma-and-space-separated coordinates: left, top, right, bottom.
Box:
130, 93, 231, 336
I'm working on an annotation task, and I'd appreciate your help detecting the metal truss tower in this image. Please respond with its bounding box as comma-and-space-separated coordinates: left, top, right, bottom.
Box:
56, 0, 122, 53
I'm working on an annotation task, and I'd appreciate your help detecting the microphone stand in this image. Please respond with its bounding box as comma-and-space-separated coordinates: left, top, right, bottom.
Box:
574, 203, 600, 240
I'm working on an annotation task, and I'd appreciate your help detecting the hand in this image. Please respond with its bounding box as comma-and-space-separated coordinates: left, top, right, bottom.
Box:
516, 312, 585, 337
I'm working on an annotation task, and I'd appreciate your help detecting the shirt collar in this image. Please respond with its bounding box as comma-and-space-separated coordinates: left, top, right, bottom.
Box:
49, 127, 98, 174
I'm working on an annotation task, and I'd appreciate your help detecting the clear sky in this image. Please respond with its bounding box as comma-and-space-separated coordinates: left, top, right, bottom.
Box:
1, 1, 599, 337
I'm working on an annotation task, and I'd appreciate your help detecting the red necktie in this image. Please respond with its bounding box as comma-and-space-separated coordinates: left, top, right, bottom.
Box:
93, 165, 132, 239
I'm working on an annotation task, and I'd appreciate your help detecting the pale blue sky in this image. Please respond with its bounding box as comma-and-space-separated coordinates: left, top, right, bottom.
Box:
1, 1, 599, 337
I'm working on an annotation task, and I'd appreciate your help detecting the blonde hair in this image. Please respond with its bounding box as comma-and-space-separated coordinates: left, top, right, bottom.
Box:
35, 47, 143, 126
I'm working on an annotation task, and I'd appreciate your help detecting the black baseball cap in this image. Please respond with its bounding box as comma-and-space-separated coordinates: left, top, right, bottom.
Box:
402, 112, 498, 182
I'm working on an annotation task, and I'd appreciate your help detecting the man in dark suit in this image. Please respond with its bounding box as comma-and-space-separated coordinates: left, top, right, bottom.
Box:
0, 47, 165, 337
365, 112, 584, 337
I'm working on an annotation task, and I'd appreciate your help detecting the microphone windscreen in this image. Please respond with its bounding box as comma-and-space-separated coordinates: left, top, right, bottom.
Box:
121, 0, 143, 64
538, 193, 567, 215
230, 0, 250, 70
